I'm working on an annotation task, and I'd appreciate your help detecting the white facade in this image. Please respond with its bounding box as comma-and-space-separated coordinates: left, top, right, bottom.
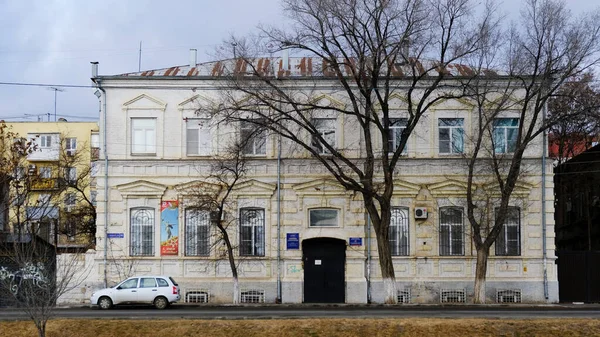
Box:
87, 62, 558, 304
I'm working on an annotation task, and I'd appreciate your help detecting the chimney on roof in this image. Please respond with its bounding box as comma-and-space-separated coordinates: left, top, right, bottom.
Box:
190, 49, 197, 68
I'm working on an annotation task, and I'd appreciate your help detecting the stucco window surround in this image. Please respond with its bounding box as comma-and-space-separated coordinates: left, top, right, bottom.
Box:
116, 180, 167, 258
122, 93, 166, 158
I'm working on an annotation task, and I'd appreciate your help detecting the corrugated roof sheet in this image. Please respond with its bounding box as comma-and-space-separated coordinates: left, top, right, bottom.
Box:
113, 57, 504, 78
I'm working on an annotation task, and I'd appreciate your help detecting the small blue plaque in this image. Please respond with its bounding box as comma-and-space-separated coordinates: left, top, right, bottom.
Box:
107, 233, 124, 239
349, 237, 362, 246
287, 233, 300, 250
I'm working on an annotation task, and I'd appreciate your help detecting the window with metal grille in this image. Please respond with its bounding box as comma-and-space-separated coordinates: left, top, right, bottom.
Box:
240, 208, 265, 256
311, 118, 336, 154
240, 289, 265, 303
130, 208, 155, 256
388, 118, 408, 154
439, 207, 464, 256
495, 207, 521, 256
497, 289, 522, 303
186, 290, 209, 303
240, 120, 266, 155
186, 118, 211, 156
438, 118, 464, 154
441, 289, 466, 303
390, 207, 409, 256
185, 209, 210, 256
397, 289, 411, 304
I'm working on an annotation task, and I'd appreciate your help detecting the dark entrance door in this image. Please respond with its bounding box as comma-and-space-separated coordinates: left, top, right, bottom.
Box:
303, 238, 345, 303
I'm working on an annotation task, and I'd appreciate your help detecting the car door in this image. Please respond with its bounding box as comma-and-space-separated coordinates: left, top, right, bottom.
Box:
113, 278, 139, 304
137, 277, 159, 302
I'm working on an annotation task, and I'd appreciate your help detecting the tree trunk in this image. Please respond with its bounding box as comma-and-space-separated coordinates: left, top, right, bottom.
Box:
473, 246, 490, 304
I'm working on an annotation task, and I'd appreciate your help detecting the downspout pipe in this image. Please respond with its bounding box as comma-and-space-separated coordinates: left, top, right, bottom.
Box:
542, 98, 549, 301
92, 62, 109, 288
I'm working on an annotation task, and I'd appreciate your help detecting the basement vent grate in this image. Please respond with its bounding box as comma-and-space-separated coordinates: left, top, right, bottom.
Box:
185, 290, 209, 303
240, 289, 265, 303
397, 289, 411, 304
497, 289, 522, 303
441, 289, 466, 303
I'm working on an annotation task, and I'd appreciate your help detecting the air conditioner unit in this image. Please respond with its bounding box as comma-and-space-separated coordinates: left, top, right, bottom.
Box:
415, 207, 428, 219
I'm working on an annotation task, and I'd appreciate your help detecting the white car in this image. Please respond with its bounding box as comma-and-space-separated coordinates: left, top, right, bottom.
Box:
90, 275, 181, 309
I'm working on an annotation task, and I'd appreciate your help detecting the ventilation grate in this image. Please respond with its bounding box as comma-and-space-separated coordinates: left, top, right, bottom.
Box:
497, 289, 522, 303
240, 289, 265, 303
397, 289, 411, 304
441, 289, 466, 303
185, 290, 209, 303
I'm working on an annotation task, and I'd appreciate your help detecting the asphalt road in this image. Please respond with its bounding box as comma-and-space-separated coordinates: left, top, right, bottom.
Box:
1, 305, 599, 320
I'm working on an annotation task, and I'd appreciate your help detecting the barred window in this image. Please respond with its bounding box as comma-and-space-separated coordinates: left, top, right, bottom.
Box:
185, 209, 210, 256
390, 207, 409, 256
495, 207, 521, 256
240, 208, 265, 256
130, 208, 155, 256
440, 207, 464, 256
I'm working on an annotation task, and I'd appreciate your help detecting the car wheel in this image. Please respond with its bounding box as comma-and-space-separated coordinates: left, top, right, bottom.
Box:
154, 296, 168, 310
98, 296, 113, 310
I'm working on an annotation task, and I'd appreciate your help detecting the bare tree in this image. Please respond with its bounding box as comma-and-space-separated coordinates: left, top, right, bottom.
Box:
462, 0, 600, 303
208, 0, 493, 303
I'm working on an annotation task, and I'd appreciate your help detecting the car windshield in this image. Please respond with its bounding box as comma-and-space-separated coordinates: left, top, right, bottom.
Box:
169, 277, 178, 286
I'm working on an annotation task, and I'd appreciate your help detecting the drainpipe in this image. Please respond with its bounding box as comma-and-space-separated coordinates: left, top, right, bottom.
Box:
367, 213, 372, 303
542, 99, 549, 301
276, 127, 282, 303
92, 62, 109, 288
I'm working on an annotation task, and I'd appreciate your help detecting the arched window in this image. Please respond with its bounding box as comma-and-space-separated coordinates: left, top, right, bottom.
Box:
185, 209, 210, 256
130, 208, 155, 256
390, 207, 409, 256
439, 207, 464, 256
239, 208, 265, 256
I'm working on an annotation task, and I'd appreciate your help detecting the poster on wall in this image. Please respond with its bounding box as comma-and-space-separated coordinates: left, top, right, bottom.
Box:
160, 200, 179, 255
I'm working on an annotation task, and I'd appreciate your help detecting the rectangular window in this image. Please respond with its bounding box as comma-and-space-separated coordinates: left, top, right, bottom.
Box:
39, 167, 52, 179
309, 209, 339, 227
130, 208, 155, 256
439, 118, 464, 154
66, 138, 77, 150
493, 118, 519, 154
440, 207, 464, 256
388, 118, 408, 153
131, 118, 156, 154
240, 208, 265, 256
311, 118, 336, 154
186, 119, 212, 156
185, 209, 210, 256
495, 207, 521, 256
65, 167, 76, 184
241, 120, 267, 155
390, 207, 409, 256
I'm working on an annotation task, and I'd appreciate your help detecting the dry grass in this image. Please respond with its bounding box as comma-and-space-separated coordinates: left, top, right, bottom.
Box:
1, 318, 600, 337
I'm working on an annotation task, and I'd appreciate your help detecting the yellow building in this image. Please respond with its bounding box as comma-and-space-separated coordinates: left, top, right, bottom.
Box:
5, 121, 99, 251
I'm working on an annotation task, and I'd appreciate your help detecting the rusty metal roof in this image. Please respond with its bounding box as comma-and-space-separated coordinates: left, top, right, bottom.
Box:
112, 57, 503, 79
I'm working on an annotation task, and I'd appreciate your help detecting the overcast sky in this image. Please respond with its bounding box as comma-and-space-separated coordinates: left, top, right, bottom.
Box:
0, 0, 597, 122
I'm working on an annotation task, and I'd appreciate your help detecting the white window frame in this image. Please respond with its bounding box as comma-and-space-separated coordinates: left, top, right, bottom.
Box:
439, 207, 464, 256
495, 207, 521, 256
388, 118, 408, 154
493, 118, 519, 154
311, 118, 336, 155
186, 118, 212, 156
308, 208, 339, 227
185, 209, 210, 256
131, 118, 156, 155
438, 118, 464, 154
241, 120, 267, 156
390, 207, 409, 256
239, 208, 265, 257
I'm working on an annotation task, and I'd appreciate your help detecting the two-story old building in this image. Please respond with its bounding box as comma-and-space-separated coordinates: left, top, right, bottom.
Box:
88, 55, 557, 304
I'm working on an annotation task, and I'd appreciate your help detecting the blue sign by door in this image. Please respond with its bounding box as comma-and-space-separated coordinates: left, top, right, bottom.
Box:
287, 233, 300, 250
